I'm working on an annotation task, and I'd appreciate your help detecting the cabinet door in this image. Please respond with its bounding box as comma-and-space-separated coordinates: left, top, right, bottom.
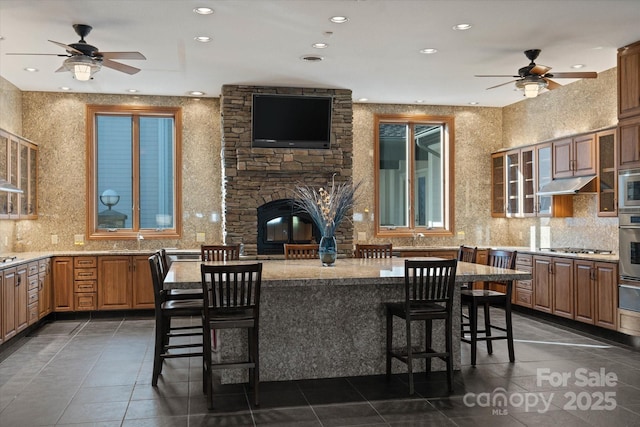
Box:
574, 260, 595, 324
594, 262, 618, 330
597, 129, 617, 216
552, 138, 573, 178
132, 255, 154, 308
2, 267, 16, 340
618, 41, 640, 119
505, 150, 520, 216
618, 116, 640, 170
0, 131, 8, 218
521, 148, 535, 216
552, 258, 574, 319
533, 256, 552, 313
52, 257, 74, 312
15, 266, 28, 333
38, 259, 51, 318
573, 134, 596, 177
491, 153, 505, 217
98, 256, 132, 310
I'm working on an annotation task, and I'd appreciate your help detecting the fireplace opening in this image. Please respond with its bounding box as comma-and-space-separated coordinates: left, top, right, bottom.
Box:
257, 199, 320, 255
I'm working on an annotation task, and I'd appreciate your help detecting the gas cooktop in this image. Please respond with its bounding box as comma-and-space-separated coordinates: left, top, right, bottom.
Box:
540, 247, 613, 255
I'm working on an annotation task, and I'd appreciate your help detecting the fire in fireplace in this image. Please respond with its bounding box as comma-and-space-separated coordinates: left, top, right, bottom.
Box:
257, 199, 320, 255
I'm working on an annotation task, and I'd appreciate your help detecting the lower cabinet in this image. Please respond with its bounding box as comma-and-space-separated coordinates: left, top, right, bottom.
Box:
524, 255, 618, 330
52, 257, 74, 312
2, 267, 17, 341
97, 255, 153, 310
513, 254, 533, 308
38, 259, 52, 319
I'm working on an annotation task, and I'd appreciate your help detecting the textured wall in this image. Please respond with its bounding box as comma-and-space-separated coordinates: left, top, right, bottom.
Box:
500, 68, 618, 251
16, 92, 221, 251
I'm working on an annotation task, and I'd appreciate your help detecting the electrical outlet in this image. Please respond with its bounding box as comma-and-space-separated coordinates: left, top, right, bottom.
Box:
74, 234, 85, 245
196, 232, 206, 242
51, 234, 59, 244
457, 231, 465, 240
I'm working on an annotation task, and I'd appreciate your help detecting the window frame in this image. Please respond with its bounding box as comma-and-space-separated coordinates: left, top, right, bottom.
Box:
86, 104, 183, 240
374, 113, 455, 238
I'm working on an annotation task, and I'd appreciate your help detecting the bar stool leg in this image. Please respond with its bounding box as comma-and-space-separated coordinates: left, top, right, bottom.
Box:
425, 319, 432, 375
406, 319, 414, 395
386, 313, 393, 381
484, 302, 493, 355
506, 302, 515, 363
446, 315, 453, 392
470, 300, 478, 367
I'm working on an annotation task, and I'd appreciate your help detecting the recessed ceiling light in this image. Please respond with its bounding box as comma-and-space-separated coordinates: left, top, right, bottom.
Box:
415, 100, 425, 103
468, 101, 479, 105
24, 67, 38, 72
127, 89, 138, 93
194, 36, 212, 43
357, 98, 368, 102
193, 7, 214, 15
452, 23, 472, 31
189, 91, 205, 96
571, 64, 585, 69
330, 16, 348, 24
60, 86, 71, 91
419, 48, 438, 54
312, 43, 329, 49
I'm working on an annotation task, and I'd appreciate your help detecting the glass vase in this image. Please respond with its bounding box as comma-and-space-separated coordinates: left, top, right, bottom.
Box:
319, 235, 337, 266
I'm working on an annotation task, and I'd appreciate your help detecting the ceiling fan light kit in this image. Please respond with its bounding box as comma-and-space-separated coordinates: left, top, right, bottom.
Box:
63, 56, 100, 81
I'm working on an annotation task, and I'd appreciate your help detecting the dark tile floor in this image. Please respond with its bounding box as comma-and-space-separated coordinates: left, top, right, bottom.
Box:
0, 310, 639, 427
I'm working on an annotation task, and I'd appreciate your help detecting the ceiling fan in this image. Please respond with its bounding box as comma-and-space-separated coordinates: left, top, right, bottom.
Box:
7, 24, 146, 81
476, 49, 597, 98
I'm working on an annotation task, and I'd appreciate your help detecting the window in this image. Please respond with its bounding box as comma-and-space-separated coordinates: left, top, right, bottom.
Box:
374, 114, 454, 237
86, 105, 182, 240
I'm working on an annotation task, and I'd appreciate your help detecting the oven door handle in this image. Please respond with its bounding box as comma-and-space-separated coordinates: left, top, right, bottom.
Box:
619, 284, 640, 290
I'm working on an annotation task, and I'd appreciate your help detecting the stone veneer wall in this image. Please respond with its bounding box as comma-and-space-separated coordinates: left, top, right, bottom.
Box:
220, 85, 353, 256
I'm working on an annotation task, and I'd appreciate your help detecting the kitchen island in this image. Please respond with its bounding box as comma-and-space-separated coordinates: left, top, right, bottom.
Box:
165, 257, 531, 382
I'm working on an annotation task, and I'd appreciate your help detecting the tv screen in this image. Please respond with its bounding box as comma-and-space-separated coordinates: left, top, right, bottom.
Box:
252, 94, 332, 149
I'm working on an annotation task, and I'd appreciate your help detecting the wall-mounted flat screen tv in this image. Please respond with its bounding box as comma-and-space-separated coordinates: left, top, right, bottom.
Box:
252, 94, 332, 149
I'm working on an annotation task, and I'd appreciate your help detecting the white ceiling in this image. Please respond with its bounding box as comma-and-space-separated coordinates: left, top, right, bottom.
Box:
1, 0, 639, 108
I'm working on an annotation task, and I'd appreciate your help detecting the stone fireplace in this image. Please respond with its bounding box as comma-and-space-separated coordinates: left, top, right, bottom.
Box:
220, 85, 354, 256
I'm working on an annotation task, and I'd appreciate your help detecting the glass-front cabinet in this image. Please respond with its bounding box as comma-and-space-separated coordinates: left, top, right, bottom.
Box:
597, 128, 616, 216
0, 129, 38, 219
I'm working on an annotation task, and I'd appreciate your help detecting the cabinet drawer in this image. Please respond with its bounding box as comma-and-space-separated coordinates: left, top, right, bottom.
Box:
516, 279, 532, 290
28, 261, 39, 276
515, 289, 533, 307
28, 288, 39, 305
74, 257, 97, 268
28, 275, 39, 290
618, 308, 640, 335
28, 304, 39, 325
74, 268, 97, 281
516, 254, 532, 266
74, 293, 97, 311
38, 259, 49, 273
74, 281, 97, 293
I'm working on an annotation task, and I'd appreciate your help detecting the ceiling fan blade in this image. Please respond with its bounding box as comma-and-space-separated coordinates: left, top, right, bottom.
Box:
6, 52, 69, 57
54, 65, 66, 73
48, 40, 83, 55
486, 79, 520, 90
549, 72, 598, 79
544, 78, 562, 90
530, 64, 551, 75
98, 51, 146, 60
475, 74, 519, 78
101, 58, 141, 75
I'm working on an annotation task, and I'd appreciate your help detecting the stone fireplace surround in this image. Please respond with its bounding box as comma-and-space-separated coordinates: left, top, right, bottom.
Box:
220, 85, 354, 256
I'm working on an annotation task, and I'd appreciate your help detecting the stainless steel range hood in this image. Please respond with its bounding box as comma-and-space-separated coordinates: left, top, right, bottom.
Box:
0, 178, 24, 193
536, 175, 597, 196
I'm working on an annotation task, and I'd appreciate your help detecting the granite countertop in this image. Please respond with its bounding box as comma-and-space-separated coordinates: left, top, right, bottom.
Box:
0, 245, 619, 269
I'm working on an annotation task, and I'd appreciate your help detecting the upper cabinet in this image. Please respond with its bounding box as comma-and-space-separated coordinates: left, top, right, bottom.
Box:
0, 129, 38, 220
552, 134, 596, 178
618, 40, 640, 119
596, 128, 617, 216
491, 153, 505, 217
619, 116, 640, 170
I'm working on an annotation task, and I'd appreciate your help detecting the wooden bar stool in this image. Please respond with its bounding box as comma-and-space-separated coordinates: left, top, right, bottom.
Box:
201, 244, 241, 261
283, 243, 319, 259
355, 243, 393, 258
385, 258, 458, 395
460, 249, 517, 367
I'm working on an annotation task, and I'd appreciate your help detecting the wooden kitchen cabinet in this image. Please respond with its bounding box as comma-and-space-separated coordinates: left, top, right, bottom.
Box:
596, 128, 616, 216
98, 256, 133, 310
491, 152, 505, 217
26, 261, 39, 326
97, 255, 153, 310
551, 257, 574, 319
38, 259, 51, 319
1, 267, 17, 341
513, 254, 533, 308
533, 255, 552, 313
574, 259, 596, 324
52, 257, 74, 312
0, 129, 38, 219
594, 262, 618, 330
74, 257, 97, 311
618, 115, 640, 170
552, 134, 596, 179
618, 40, 640, 119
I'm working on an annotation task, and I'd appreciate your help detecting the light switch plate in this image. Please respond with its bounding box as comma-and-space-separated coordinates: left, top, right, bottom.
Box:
74, 234, 85, 245
196, 232, 206, 242
51, 234, 59, 244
